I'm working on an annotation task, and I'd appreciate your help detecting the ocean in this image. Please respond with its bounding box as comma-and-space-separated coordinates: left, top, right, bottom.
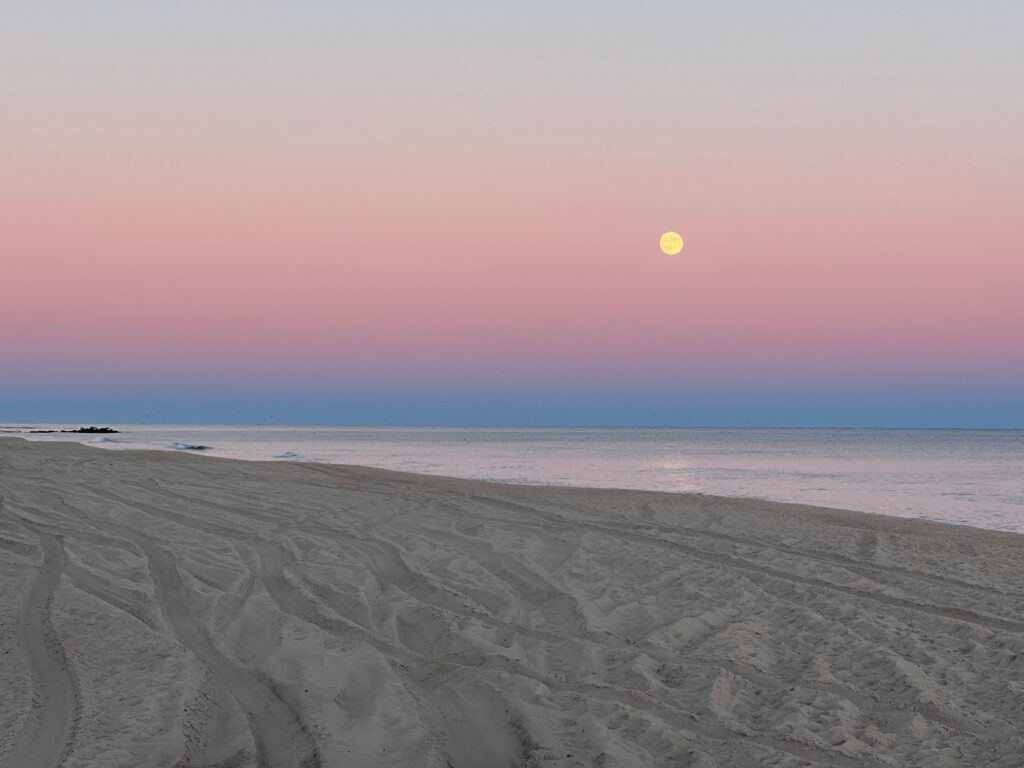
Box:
5, 425, 1023, 533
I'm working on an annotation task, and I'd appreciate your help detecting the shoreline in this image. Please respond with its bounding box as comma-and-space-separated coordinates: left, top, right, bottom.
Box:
5, 434, 1023, 540
2, 438, 1023, 766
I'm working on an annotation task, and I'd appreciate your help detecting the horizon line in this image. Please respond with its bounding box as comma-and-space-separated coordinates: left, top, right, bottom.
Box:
4, 422, 1023, 432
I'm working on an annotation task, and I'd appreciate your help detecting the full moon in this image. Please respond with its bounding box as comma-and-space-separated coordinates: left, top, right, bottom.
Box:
660, 231, 684, 255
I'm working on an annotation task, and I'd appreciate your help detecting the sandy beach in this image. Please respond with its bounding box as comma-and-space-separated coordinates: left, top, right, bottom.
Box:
1, 438, 1022, 767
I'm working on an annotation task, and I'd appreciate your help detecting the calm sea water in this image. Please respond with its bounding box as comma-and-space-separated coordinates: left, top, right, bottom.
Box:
5, 425, 1023, 533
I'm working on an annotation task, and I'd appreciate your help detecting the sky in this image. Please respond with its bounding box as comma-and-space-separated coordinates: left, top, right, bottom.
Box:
2, 2, 1022, 427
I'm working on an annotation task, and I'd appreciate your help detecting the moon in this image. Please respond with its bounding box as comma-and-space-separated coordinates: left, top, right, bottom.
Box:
660, 231, 684, 255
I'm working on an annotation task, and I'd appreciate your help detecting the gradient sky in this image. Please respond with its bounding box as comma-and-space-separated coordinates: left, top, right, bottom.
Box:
3, 2, 1022, 426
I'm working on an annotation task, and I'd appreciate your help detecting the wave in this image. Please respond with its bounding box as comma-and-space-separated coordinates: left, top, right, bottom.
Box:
274, 451, 300, 459
88, 436, 122, 444
171, 442, 212, 451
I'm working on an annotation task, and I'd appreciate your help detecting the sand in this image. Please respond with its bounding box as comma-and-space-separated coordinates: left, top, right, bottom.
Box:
0, 438, 1022, 767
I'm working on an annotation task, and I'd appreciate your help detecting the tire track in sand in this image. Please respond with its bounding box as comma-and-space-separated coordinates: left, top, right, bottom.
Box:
3, 525, 78, 768
465, 494, 1024, 634
133, 536, 320, 768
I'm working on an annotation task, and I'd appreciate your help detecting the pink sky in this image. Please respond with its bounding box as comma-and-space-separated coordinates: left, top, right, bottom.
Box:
2, 3, 1022, 424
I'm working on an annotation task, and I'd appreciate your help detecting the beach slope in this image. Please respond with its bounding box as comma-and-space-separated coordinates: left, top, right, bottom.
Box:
1, 438, 1022, 767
